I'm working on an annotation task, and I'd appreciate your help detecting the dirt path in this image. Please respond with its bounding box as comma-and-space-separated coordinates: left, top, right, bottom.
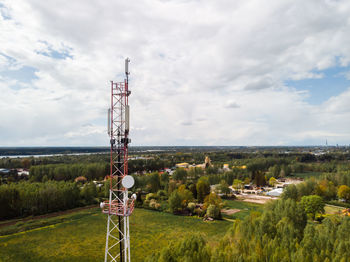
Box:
0, 205, 98, 229
236, 194, 277, 204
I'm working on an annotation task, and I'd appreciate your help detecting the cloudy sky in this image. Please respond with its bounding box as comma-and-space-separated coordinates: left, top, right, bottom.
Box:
1, 0, 350, 146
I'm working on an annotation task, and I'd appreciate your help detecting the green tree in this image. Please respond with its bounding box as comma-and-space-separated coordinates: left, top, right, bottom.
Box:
338, 185, 350, 202
196, 177, 210, 202
167, 180, 177, 195
173, 168, 187, 182
315, 179, 337, 200
169, 191, 182, 213
206, 204, 221, 219
188, 183, 197, 199
81, 183, 96, 203
253, 171, 266, 186
300, 195, 325, 219
177, 185, 194, 208
244, 177, 251, 185
160, 172, 169, 190
187, 168, 198, 182
147, 172, 161, 193
269, 177, 277, 187
203, 192, 222, 217
219, 180, 230, 196
232, 179, 243, 192
21, 158, 31, 169
282, 184, 299, 201
297, 178, 317, 198
145, 235, 210, 262
269, 165, 281, 178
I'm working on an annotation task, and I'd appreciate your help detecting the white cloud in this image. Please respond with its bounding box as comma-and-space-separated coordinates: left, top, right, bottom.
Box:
225, 100, 240, 109
1, 0, 350, 146
344, 71, 350, 80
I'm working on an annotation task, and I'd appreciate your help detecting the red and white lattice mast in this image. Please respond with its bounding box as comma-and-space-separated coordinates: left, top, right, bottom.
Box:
101, 58, 135, 262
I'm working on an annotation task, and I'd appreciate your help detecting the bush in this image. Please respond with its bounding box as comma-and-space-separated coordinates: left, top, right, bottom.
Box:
143, 199, 150, 208
206, 204, 221, 219
157, 190, 167, 198
195, 208, 205, 217
188, 202, 196, 213
149, 199, 161, 210
145, 193, 158, 201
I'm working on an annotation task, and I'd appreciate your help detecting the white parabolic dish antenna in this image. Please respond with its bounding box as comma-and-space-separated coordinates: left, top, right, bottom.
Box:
122, 175, 135, 189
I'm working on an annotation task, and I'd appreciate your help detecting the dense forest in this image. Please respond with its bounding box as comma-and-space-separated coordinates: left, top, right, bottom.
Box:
146, 199, 350, 262
0, 181, 102, 219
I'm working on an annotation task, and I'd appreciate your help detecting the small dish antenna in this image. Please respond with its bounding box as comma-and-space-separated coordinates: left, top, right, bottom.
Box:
122, 175, 135, 189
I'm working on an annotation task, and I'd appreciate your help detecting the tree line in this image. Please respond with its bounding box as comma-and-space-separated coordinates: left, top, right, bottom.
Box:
29, 163, 109, 182
0, 181, 100, 220
283, 170, 350, 205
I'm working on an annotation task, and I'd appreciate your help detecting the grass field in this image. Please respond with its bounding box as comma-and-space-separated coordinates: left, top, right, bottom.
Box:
222, 200, 263, 220
292, 172, 323, 179
0, 208, 233, 262
324, 204, 344, 215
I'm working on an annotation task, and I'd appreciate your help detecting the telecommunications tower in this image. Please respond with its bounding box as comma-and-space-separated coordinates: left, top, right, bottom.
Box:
101, 58, 135, 262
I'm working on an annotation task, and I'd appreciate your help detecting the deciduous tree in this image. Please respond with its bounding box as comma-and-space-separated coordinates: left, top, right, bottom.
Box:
300, 195, 325, 219
338, 185, 350, 202
196, 177, 210, 202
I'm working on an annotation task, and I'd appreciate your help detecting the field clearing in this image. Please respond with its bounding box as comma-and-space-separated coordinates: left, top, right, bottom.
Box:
293, 172, 323, 179
0, 208, 232, 262
222, 200, 263, 220
325, 204, 345, 215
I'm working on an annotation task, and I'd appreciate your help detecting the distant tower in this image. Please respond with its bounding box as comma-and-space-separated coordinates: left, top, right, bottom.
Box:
101, 58, 135, 262
326, 139, 328, 147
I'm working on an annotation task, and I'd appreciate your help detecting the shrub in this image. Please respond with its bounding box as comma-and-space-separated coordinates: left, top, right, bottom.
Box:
206, 204, 221, 219
149, 199, 161, 210
145, 193, 158, 201
157, 190, 167, 198
143, 199, 150, 208
195, 208, 205, 217
188, 202, 196, 213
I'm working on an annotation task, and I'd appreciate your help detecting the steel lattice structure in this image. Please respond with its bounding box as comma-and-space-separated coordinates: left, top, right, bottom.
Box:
101, 58, 134, 262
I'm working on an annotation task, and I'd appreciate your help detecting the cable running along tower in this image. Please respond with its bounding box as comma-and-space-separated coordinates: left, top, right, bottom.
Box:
101, 58, 135, 262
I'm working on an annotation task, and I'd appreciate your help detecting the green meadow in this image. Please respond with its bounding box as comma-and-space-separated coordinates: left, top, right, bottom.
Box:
293, 172, 323, 179
0, 208, 233, 262
222, 200, 263, 220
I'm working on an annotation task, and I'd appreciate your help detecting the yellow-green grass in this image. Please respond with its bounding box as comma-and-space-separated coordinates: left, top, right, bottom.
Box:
324, 204, 344, 215
222, 200, 263, 220
0, 208, 232, 262
0, 211, 96, 236
292, 172, 323, 179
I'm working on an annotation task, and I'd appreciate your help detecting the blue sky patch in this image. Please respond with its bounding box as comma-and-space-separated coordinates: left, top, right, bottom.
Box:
36, 48, 73, 60
285, 66, 350, 105
0, 53, 38, 89
0, 65, 38, 90
1, 66, 38, 82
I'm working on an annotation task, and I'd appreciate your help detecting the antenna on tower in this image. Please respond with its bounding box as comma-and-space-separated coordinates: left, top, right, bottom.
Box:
125, 58, 130, 76
101, 58, 134, 262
